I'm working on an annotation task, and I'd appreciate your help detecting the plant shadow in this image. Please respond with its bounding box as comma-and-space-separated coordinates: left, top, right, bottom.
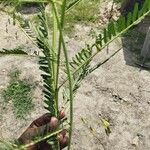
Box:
17, 3, 41, 14
121, 0, 150, 71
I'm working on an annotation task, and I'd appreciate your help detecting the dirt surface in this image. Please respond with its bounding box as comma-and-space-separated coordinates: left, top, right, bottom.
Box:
0, 1, 150, 150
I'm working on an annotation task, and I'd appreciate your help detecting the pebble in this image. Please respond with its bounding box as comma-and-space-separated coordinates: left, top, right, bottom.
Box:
131, 136, 139, 146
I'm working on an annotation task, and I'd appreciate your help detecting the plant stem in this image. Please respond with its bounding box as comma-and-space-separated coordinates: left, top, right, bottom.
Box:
52, 5, 57, 85
55, 0, 67, 115
62, 37, 73, 150
52, 1, 59, 116
66, 0, 83, 13
52, 1, 74, 149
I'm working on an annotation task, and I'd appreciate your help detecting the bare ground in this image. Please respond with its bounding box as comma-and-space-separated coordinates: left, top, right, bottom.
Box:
0, 1, 150, 150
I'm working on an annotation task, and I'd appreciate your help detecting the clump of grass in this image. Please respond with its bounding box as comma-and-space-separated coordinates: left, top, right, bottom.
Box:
67, 0, 100, 23
65, 0, 101, 35
2, 70, 34, 119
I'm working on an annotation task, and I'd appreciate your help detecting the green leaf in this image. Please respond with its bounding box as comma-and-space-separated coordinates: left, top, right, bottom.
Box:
96, 34, 102, 47
132, 3, 139, 22
127, 12, 132, 26
103, 28, 108, 43
39, 66, 50, 74
108, 23, 114, 39
0, 47, 27, 55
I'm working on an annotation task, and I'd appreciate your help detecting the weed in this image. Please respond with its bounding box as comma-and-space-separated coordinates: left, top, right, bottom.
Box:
2, 70, 34, 119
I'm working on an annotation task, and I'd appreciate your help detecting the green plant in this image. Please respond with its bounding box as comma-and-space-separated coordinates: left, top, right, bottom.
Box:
2, 70, 34, 119
0, 0, 150, 149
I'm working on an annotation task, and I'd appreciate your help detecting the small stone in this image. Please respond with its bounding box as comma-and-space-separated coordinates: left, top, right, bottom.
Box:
131, 136, 139, 146
0, 85, 4, 89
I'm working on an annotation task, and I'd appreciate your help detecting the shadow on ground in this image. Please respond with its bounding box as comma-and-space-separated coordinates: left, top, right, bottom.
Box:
121, 0, 150, 70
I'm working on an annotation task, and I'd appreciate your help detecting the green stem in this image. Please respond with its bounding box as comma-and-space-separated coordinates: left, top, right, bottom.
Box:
52, 5, 57, 85
52, 2, 59, 116
66, 0, 82, 13
60, 1, 74, 149
62, 34, 73, 150
55, 0, 67, 116
52, 1, 74, 149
